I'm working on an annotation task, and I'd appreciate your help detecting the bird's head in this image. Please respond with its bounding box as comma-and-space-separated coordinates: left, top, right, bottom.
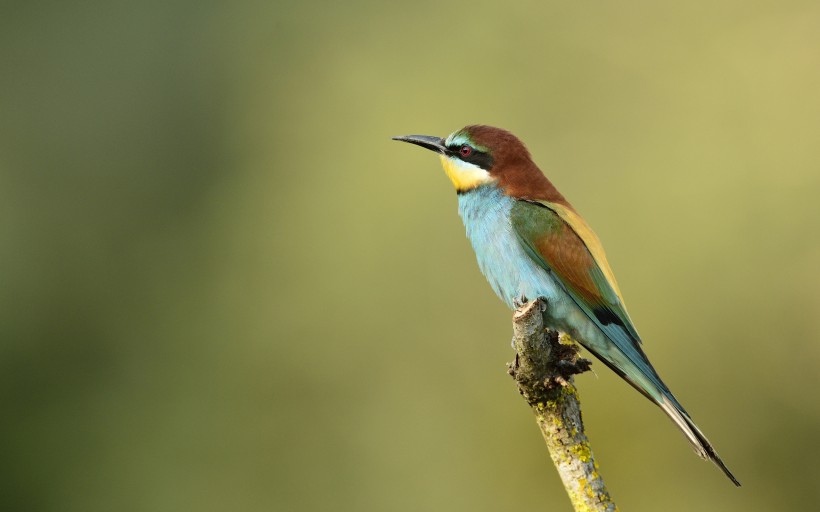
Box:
393, 125, 566, 203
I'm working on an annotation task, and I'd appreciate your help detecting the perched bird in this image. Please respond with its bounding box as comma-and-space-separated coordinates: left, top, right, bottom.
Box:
393, 125, 739, 486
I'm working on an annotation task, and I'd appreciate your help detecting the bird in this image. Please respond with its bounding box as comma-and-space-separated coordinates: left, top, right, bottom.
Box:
392, 125, 739, 486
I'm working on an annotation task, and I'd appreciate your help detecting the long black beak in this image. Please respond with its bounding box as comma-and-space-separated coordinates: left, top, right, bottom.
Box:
391, 134, 447, 154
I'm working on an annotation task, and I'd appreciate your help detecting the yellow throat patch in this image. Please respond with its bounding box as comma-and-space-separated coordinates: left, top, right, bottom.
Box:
439, 155, 493, 192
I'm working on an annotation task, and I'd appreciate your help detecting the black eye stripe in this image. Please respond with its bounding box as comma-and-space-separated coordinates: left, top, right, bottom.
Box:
446, 144, 494, 170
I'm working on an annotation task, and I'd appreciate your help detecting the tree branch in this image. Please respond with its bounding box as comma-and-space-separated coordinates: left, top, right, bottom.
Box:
507, 298, 618, 512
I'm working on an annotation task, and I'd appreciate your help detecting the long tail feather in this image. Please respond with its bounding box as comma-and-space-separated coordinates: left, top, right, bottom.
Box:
658, 397, 741, 486
585, 347, 740, 486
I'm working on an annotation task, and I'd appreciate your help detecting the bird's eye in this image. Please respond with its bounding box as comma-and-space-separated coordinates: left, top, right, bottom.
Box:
459, 144, 473, 158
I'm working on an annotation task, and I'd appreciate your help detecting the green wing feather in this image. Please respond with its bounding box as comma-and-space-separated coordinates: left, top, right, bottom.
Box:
509, 198, 676, 405
510, 199, 742, 485
510, 199, 641, 348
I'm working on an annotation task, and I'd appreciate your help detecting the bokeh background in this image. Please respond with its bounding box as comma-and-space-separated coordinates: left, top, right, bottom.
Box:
2, 1, 820, 511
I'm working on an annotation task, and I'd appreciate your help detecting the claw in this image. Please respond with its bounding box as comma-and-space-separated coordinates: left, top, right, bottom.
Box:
513, 294, 529, 309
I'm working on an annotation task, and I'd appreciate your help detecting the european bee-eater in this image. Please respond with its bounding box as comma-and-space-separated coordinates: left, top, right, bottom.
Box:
393, 125, 739, 486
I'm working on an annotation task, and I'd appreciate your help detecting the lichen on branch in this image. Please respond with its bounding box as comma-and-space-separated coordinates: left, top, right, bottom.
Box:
507, 298, 618, 512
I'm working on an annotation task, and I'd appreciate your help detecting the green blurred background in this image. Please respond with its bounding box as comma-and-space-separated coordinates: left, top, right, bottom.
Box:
2, 1, 819, 510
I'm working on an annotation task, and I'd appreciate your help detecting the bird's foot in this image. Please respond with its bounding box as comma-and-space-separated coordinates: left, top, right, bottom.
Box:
512, 294, 529, 309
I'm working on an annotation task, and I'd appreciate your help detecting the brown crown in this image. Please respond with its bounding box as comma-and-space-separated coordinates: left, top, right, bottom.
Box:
464, 125, 571, 207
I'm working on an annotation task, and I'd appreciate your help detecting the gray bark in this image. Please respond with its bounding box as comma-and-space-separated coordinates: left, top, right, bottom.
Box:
508, 298, 618, 512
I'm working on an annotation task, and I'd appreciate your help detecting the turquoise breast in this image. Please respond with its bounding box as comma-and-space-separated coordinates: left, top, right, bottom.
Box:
457, 185, 564, 310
